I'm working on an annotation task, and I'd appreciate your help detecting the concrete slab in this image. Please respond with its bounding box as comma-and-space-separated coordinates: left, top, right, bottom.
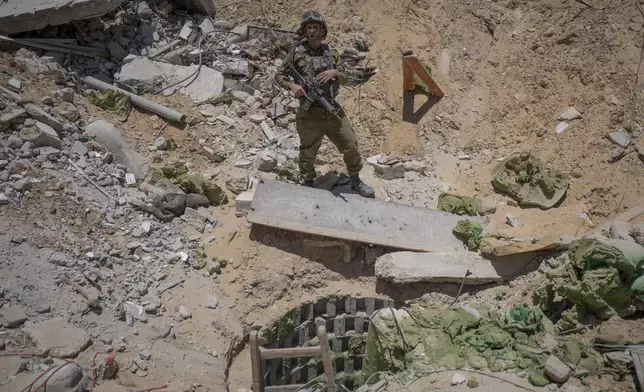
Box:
115, 57, 224, 103
375, 251, 503, 285
24, 317, 91, 358
0, 0, 124, 36
246, 179, 484, 252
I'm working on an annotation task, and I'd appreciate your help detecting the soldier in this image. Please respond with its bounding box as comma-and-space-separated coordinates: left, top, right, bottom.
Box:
274, 10, 375, 198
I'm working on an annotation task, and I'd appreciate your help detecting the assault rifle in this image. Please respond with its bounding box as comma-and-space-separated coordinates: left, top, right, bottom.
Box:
285, 62, 340, 117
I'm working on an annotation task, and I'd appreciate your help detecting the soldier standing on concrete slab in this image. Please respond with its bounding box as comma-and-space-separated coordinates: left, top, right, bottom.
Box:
274, 10, 375, 198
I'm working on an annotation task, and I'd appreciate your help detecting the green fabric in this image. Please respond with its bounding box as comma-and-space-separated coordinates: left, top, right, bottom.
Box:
437, 193, 479, 216
536, 237, 644, 320
360, 303, 580, 388
452, 220, 483, 251
87, 90, 131, 121
491, 152, 569, 209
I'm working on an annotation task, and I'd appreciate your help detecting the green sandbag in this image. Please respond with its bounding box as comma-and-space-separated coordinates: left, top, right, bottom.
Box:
452, 220, 483, 251
569, 238, 637, 281
491, 152, 568, 209
437, 193, 479, 216
87, 89, 131, 121
631, 275, 644, 294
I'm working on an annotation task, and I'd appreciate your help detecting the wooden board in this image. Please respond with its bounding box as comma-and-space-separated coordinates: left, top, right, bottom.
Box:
247, 180, 483, 252
632, 349, 644, 392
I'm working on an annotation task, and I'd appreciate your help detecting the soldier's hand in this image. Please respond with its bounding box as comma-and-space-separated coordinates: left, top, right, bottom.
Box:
316, 69, 339, 83
289, 83, 307, 98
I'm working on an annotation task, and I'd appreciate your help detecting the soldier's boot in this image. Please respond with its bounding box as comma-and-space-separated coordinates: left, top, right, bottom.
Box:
351, 175, 375, 198
302, 179, 314, 188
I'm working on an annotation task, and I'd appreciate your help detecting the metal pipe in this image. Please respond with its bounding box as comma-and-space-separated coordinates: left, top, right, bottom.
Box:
83, 76, 186, 123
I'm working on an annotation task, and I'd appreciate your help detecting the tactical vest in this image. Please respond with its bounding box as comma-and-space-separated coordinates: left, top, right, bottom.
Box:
293, 42, 338, 105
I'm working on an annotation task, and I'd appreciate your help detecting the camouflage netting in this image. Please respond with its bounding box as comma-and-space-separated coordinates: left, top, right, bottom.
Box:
534, 237, 644, 320
491, 152, 569, 209
360, 303, 602, 387
437, 193, 479, 216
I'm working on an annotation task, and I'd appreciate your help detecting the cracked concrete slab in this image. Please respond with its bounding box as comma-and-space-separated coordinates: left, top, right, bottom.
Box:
0, 0, 124, 36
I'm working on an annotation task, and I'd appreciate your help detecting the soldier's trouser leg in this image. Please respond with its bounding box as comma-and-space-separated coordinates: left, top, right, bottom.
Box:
296, 109, 326, 181
325, 111, 363, 176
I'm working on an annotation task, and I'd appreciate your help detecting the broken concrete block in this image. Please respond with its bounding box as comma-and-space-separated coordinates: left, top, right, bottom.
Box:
0, 0, 123, 35
558, 107, 581, 121
477, 197, 497, 215
0, 109, 27, 132
609, 129, 631, 148
24, 318, 91, 358
53, 87, 75, 103
20, 122, 62, 149
259, 121, 278, 143
235, 191, 254, 217
7, 78, 21, 92
216, 115, 235, 126
199, 17, 215, 35
107, 41, 129, 61
85, 120, 144, 179
610, 221, 634, 241
0, 305, 28, 327
226, 24, 249, 44
25, 104, 63, 133
179, 21, 198, 42
375, 251, 502, 285
256, 151, 277, 172
371, 162, 405, 180
116, 57, 224, 103
555, 121, 569, 134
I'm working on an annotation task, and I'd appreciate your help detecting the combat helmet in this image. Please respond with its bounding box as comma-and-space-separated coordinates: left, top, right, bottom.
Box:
297, 10, 327, 39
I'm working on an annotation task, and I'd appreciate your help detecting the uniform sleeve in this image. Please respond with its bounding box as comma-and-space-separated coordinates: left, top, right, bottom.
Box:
274, 47, 298, 90
330, 48, 348, 86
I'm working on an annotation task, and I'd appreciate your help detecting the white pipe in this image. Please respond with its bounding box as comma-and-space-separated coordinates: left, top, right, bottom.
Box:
83, 76, 186, 123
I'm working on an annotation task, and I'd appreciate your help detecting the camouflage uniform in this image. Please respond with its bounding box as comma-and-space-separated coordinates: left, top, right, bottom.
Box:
275, 41, 363, 181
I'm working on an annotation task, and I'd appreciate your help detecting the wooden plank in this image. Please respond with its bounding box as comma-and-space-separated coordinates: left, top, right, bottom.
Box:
260, 346, 321, 360
632, 349, 644, 391
317, 326, 337, 392
265, 385, 306, 392
402, 54, 444, 97
247, 180, 482, 252
250, 331, 262, 392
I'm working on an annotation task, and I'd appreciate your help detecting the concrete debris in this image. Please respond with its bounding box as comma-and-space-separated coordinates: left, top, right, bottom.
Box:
506, 213, 520, 227
477, 197, 497, 215
545, 355, 571, 383
235, 191, 254, 217
0, 305, 28, 327
371, 161, 405, 180
25, 104, 63, 133
179, 305, 192, 319
375, 251, 503, 285
451, 373, 467, 386
25, 318, 91, 358
0, 0, 124, 35
7, 78, 22, 92
116, 57, 224, 103
609, 128, 631, 148
555, 122, 569, 134
0, 109, 27, 131
18, 121, 63, 149
259, 121, 278, 143
206, 294, 219, 309
257, 150, 277, 172
85, 120, 144, 179
53, 87, 75, 103
107, 41, 129, 61
610, 221, 634, 241
558, 107, 581, 121
14, 49, 66, 82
